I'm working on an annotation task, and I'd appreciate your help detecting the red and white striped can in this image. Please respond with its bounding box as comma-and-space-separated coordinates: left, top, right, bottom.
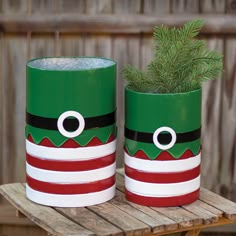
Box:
26, 135, 116, 207
124, 150, 201, 207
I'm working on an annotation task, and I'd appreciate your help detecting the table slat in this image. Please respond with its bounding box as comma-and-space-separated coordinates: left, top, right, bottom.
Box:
200, 188, 236, 220
88, 201, 151, 236
56, 207, 123, 236
0, 183, 94, 236
182, 200, 219, 224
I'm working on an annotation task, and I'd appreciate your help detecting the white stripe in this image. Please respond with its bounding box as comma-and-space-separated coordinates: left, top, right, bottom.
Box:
26, 139, 116, 160
26, 184, 115, 207
125, 175, 200, 197
125, 152, 201, 173
26, 162, 116, 183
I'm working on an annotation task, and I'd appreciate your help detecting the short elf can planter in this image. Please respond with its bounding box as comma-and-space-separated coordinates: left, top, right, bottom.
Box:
25, 57, 116, 207
124, 88, 202, 207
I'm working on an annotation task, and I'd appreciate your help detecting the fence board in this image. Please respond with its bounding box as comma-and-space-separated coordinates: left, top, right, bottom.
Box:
171, 0, 200, 13
1, 34, 27, 183
200, 0, 225, 195
221, 38, 236, 200
143, 0, 170, 14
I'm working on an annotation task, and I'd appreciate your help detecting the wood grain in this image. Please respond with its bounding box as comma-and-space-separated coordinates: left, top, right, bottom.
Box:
56, 206, 123, 236
88, 202, 151, 236
0, 180, 235, 236
200, 188, 236, 220
0, 14, 236, 34
110, 190, 167, 233
1, 34, 27, 183
0, 183, 94, 236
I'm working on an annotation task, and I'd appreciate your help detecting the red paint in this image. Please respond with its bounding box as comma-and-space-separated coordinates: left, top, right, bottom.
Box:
125, 165, 200, 183
27, 134, 115, 148
124, 148, 198, 160
27, 175, 115, 194
125, 189, 200, 207
27, 153, 116, 171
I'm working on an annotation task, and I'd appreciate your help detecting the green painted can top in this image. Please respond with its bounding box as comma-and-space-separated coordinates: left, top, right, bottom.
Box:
125, 87, 201, 133
27, 57, 116, 118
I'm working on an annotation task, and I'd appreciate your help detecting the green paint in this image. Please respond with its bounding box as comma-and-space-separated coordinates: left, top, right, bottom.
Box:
125, 87, 201, 132
125, 87, 201, 159
26, 57, 116, 145
26, 125, 117, 147
27, 57, 116, 118
125, 138, 201, 159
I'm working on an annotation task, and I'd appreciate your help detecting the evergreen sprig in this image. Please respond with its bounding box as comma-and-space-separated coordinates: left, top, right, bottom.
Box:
123, 19, 223, 93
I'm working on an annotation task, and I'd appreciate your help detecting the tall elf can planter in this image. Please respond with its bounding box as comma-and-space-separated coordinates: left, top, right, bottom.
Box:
25, 57, 116, 207
124, 88, 201, 206
123, 19, 223, 207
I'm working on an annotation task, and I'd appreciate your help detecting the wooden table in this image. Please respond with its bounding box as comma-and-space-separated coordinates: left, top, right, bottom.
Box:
0, 170, 236, 236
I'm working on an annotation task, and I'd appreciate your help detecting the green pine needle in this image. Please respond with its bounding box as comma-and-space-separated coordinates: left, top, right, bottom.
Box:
122, 19, 223, 93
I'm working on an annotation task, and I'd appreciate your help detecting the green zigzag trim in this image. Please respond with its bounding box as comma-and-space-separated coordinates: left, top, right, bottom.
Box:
125, 138, 201, 159
25, 124, 117, 147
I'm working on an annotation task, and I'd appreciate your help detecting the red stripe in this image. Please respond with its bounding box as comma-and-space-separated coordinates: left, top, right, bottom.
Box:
27, 134, 115, 148
26, 153, 116, 171
125, 189, 199, 207
125, 165, 200, 183
124, 148, 199, 160
27, 175, 115, 194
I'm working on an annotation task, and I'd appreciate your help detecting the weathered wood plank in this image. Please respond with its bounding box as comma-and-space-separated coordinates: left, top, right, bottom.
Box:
199, 0, 226, 13
88, 201, 151, 236
0, 183, 94, 236
58, 0, 85, 14
140, 35, 154, 70
110, 190, 167, 233
112, 36, 127, 168
150, 217, 233, 236
0, 14, 236, 34
182, 201, 219, 225
192, 200, 223, 218
151, 207, 203, 228
58, 34, 84, 56
1, 34, 27, 183
30, 0, 59, 14
30, 33, 55, 58
56, 206, 123, 236
0, 32, 3, 187
112, 0, 141, 14
220, 37, 236, 200
143, 0, 170, 14
0, 0, 28, 14
201, 38, 223, 192
171, 0, 200, 13
226, 0, 236, 13
200, 188, 236, 220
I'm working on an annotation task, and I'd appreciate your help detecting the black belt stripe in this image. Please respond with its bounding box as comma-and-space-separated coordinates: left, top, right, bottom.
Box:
26, 111, 116, 131
125, 127, 201, 144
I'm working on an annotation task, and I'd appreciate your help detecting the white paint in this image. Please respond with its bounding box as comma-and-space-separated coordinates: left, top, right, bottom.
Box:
125, 175, 200, 197
26, 162, 116, 183
26, 184, 116, 207
153, 126, 177, 150
57, 111, 85, 138
124, 152, 201, 173
26, 139, 116, 160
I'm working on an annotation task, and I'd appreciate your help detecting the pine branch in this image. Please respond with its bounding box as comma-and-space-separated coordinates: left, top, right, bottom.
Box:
122, 19, 223, 93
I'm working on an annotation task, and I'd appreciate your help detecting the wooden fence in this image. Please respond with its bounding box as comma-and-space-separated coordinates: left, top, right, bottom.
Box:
0, 0, 236, 206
